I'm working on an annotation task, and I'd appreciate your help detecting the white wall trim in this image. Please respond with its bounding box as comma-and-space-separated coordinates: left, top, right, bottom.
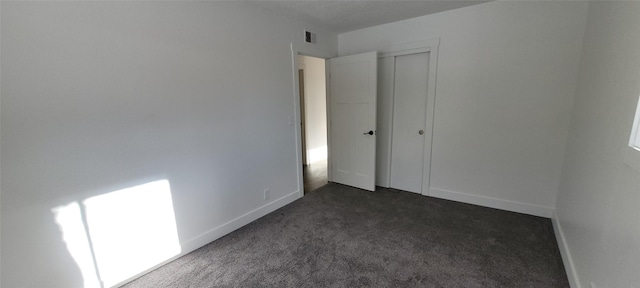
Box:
429, 188, 554, 218
114, 190, 301, 287
180, 190, 301, 251
378, 38, 440, 57
623, 145, 640, 173
552, 213, 582, 288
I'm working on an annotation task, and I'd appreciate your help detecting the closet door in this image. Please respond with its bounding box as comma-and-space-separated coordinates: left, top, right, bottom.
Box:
389, 52, 430, 194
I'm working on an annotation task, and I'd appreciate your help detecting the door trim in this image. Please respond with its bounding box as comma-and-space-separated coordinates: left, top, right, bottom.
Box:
298, 69, 308, 165
377, 38, 439, 196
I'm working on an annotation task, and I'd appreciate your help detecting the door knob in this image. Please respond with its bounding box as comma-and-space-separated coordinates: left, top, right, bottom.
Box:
419, 130, 424, 135
364, 130, 374, 135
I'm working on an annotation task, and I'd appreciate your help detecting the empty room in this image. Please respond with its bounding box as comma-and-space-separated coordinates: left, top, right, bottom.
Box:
2, 1, 639, 287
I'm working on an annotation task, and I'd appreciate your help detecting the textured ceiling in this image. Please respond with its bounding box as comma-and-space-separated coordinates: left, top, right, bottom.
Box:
250, 0, 490, 33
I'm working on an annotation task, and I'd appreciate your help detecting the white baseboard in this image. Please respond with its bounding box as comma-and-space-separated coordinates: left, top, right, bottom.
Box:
552, 212, 581, 288
180, 190, 302, 252
428, 188, 554, 218
114, 190, 301, 287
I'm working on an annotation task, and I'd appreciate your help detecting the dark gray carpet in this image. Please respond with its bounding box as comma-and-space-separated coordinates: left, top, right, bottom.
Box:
123, 183, 569, 288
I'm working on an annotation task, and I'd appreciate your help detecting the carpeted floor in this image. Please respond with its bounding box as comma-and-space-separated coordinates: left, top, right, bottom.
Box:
123, 183, 569, 288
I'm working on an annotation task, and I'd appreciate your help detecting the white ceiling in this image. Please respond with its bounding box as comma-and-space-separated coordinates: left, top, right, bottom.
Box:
249, 0, 490, 33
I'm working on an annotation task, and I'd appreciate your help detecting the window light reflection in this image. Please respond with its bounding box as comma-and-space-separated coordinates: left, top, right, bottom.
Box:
53, 179, 181, 288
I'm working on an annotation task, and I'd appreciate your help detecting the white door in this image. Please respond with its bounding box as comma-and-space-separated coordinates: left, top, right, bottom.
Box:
390, 52, 430, 193
329, 52, 377, 191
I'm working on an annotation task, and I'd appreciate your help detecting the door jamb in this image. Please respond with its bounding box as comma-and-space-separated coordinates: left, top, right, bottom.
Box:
298, 68, 308, 165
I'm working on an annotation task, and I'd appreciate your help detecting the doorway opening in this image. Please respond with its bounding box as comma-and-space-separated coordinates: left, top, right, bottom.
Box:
297, 55, 328, 193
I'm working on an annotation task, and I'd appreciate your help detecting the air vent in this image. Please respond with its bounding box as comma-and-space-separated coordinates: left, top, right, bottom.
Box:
305, 30, 316, 44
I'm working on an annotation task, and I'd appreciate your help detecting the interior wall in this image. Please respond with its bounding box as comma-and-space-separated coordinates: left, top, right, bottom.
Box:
338, 1, 588, 217
555, 2, 640, 287
0, 2, 337, 287
298, 55, 328, 164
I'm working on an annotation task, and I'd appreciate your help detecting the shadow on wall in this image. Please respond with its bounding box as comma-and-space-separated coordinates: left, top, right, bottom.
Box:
38, 214, 86, 287
52, 179, 181, 288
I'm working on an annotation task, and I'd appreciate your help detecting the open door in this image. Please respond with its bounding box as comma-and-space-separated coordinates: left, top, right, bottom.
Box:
329, 52, 377, 191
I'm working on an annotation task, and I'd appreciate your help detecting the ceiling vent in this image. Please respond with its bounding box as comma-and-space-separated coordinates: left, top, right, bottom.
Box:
305, 30, 317, 44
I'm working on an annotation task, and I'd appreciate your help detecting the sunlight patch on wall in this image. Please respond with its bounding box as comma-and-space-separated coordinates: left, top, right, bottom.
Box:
53, 179, 181, 288
84, 179, 181, 287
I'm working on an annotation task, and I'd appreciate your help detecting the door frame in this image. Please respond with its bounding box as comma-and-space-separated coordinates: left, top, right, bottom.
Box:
298, 68, 308, 165
377, 38, 439, 196
290, 43, 335, 198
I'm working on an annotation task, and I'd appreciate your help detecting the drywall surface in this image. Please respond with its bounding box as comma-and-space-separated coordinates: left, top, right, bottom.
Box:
339, 1, 588, 216
0, 2, 336, 287
298, 55, 328, 163
555, 2, 640, 287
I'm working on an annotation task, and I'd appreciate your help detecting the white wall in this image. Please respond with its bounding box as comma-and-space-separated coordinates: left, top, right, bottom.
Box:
0, 2, 337, 287
298, 56, 327, 164
338, 1, 588, 217
555, 2, 640, 287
